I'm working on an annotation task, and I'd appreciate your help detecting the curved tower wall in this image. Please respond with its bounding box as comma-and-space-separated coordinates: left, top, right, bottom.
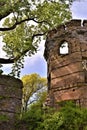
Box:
44, 19, 87, 107
0, 75, 23, 130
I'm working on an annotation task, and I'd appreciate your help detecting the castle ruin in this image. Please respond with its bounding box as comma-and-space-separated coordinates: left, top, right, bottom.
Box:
44, 19, 87, 108
0, 75, 23, 130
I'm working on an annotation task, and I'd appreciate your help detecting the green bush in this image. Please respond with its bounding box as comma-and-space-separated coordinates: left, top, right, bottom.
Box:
17, 101, 87, 130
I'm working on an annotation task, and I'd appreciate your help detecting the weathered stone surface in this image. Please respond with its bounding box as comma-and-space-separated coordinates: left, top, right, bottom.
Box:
0, 75, 23, 130
54, 85, 87, 107
51, 62, 82, 78
0, 121, 14, 130
44, 19, 87, 108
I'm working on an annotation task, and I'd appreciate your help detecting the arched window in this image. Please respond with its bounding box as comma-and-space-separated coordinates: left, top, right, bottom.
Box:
59, 41, 69, 55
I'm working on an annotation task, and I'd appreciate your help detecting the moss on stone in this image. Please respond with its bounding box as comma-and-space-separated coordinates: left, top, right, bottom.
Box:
0, 114, 9, 122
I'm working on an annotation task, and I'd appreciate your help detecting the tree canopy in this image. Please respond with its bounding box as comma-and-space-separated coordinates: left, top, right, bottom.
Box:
21, 73, 47, 111
0, 0, 72, 76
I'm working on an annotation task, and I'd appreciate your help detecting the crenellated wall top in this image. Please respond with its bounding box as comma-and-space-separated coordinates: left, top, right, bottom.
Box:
44, 19, 87, 60
47, 19, 87, 39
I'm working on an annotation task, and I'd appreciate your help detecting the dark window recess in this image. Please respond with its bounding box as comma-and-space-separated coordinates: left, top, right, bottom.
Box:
48, 73, 51, 90
59, 41, 69, 55
84, 71, 87, 83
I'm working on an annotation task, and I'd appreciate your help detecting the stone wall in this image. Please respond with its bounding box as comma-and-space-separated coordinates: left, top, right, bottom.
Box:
44, 19, 87, 108
0, 75, 23, 130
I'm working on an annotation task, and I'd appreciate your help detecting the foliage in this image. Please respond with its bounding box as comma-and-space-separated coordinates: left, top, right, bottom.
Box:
42, 102, 87, 130
21, 73, 47, 111
18, 101, 87, 130
0, 0, 72, 77
60, 102, 87, 130
15, 103, 43, 130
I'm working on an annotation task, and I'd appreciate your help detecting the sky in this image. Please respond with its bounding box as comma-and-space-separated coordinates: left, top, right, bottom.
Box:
71, 0, 87, 19
0, 0, 87, 78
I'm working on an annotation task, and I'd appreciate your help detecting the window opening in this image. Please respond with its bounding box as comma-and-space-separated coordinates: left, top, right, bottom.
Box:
47, 59, 51, 90
48, 73, 51, 90
82, 59, 87, 83
82, 60, 87, 70
59, 41, 69, 55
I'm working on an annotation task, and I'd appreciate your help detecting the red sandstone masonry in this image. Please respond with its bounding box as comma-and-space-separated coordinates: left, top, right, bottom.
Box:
44, 19, 87, 108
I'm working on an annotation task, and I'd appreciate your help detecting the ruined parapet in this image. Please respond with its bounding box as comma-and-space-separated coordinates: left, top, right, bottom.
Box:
44, 19, 87, 108
0, 75, 23, 130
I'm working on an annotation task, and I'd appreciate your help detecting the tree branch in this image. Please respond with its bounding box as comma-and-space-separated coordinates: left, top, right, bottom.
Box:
0, 18, 35, 31
32, 31, 47, 40
28, 99, 37, 105
32, 19, 51, 26
0, 58, 14, 64
0, 9, 13, 21
0, 31, 47, 64
0, 17, 50, 31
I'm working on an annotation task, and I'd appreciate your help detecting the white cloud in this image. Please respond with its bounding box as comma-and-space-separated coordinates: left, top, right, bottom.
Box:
71, 0, 87, 19
24, 40, 45, 66
21, 40, 47, 77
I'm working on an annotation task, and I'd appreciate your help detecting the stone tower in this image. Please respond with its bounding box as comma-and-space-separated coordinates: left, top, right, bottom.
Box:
0, 75, 23, 130
44, 19, 87, 108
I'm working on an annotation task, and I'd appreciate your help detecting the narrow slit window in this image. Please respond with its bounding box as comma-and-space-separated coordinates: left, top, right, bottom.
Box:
59, 41, 69, 55
82, 59, 87, 83
48, 73, 51, 90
